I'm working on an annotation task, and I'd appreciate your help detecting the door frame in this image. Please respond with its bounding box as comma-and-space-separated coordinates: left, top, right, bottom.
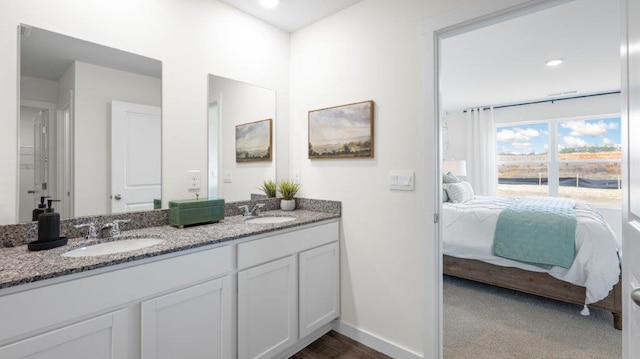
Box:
421, 0, 612, 358
620, 0, 639, 356
57, 90, 74, 220
18, 99, 57, 222
208, 101, 221, 199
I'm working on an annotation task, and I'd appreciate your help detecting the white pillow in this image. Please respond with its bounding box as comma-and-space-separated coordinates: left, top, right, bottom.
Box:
445, 181, 474, 203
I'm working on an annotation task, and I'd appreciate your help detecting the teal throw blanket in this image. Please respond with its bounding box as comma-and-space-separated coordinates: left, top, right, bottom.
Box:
493, 197, 577, 269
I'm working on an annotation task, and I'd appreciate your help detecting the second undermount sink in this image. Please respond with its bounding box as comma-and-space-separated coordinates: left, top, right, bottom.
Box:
246, 216, 296, 224
61, 237, 164, 258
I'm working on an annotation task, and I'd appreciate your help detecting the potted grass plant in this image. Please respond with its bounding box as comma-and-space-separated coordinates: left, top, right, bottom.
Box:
258, 179, 277, 198
277, 180, 301, 211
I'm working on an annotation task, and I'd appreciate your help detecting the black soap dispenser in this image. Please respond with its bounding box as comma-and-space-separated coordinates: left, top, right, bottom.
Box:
29, 199, 68, 251
32, 196, 50, 222
38, 199, 61, 242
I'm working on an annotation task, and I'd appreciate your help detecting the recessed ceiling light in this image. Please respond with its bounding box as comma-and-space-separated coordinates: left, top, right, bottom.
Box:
259, 0, 279, 8
546, 59, 563, 67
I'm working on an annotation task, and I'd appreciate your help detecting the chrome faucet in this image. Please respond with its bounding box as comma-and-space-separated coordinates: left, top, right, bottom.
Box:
74, 222, 97, 239
101, 219, 131, 238
239, 203, 265, 217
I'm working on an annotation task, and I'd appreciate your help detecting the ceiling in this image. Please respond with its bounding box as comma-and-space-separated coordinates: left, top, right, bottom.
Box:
20, 25, 161, 81
219, 0, 363, 33
441, 0, 620, 112
20, 0, 619, 110
223, 0, 620, 111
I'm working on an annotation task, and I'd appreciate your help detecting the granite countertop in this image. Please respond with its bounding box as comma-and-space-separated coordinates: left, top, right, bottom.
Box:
0, 210, 339, 290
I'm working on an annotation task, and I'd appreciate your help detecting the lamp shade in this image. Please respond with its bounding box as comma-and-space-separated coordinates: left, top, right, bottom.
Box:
443, 160, 467, 176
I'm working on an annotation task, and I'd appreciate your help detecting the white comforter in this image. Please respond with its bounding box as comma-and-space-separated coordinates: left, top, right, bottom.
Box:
442, 196, 621, 304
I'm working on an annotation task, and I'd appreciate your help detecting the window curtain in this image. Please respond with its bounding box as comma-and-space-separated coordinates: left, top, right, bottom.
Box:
465, 107, 497, 195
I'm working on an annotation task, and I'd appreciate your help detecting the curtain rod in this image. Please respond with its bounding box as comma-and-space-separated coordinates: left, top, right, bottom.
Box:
463, 91, 621, 112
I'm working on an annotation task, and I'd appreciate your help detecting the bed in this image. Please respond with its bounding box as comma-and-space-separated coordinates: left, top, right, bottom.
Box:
442, 194, 622, 330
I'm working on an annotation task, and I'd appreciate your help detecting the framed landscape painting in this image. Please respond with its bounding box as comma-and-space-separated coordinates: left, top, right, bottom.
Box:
308, 100, 374, 159
236, 118, 272, 162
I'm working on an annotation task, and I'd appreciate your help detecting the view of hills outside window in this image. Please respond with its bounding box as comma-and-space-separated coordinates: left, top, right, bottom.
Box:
496, 117, 622, 206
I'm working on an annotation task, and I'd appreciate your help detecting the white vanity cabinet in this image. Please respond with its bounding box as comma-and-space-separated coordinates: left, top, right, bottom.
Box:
0, 218, 339, 359
0, 245, 232, 359
141, 276, 232, 359
0, 309, 128, 359
237, 220, 339, 359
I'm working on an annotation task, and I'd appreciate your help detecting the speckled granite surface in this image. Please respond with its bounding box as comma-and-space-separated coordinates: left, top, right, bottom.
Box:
0, 209, 339, 290
0, 210, 168, 248
0, 198, 340, 248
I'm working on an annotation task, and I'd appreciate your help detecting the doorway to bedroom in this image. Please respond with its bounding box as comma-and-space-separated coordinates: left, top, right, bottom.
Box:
437, 0, 623, 357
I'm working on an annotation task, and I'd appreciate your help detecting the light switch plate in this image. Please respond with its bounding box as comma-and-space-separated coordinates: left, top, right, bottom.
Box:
223, 170, 233, 183
389, 170, 415, 191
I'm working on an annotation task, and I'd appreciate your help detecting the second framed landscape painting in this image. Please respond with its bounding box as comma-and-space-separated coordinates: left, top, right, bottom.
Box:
236, 118, 272, 162
308, 100, 374, 159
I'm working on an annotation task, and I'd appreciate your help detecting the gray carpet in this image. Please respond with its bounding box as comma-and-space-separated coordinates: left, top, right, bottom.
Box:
443, 275, 621, 359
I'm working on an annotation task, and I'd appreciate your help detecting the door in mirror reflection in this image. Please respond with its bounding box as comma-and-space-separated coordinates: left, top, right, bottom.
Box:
111, 101, 161, 213
17, 25, 162, 222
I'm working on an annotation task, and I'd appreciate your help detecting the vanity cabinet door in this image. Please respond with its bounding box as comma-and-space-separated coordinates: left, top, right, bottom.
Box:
299, 241, 340, 338
0, 309, 127, 359
238, 255, 297, 359
141, 276, 232, 359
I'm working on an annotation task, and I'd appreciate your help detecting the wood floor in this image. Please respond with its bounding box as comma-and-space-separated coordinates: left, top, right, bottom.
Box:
291, 331, 391, 359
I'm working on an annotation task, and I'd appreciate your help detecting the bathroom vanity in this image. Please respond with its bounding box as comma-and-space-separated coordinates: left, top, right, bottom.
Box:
0, 208, 340, 359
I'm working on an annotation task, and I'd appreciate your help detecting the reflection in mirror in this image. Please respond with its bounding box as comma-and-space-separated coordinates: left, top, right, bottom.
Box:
208, 75, 276, 202
18, 25, 162, 223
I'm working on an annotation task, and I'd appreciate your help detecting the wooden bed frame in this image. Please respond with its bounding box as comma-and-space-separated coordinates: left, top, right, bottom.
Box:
443, 255, 622, 330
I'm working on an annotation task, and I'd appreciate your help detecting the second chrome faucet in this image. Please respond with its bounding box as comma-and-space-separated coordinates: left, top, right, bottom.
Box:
75, 219, 131, 239
238, 203, 265, 217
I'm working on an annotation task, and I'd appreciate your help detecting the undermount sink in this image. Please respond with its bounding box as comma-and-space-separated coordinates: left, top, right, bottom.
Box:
246, 216, 295, 224
61, 237, 164, 258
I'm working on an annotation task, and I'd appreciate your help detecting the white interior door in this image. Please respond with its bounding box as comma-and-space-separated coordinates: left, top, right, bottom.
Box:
623, 0, 640, 358
111, 101, 161, 213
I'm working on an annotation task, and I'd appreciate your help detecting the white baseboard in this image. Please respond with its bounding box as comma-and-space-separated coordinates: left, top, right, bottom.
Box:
333, 321, 424, 359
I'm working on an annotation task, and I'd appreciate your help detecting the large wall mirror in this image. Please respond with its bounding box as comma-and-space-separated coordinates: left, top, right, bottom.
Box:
18, 25, 162, 223
208, 75, 276, 202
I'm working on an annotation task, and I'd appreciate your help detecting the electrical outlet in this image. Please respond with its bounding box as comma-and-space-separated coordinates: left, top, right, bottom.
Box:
293, 170, 301, 184
187, 170, 201, 191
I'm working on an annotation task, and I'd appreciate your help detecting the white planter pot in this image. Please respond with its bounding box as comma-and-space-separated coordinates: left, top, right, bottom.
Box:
280, 199, 296, 211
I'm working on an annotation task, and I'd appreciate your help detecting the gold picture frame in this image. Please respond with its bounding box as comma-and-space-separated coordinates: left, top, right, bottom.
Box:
308, 100, 374, 159
235, 118, 272, 162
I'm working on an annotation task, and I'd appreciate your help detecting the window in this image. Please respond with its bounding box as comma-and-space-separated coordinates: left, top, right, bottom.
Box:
496, 116, 621, 206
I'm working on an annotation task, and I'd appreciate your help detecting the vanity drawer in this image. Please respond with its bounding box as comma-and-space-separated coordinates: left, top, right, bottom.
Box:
237, 220, 338, 270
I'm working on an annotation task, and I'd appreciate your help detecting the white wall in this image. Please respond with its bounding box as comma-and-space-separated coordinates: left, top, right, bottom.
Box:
74, 61, 161, 216
0, 0, 290, 224
208, 75, 276, 201
290, 0, 475, 356
20, 76, 58, 103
